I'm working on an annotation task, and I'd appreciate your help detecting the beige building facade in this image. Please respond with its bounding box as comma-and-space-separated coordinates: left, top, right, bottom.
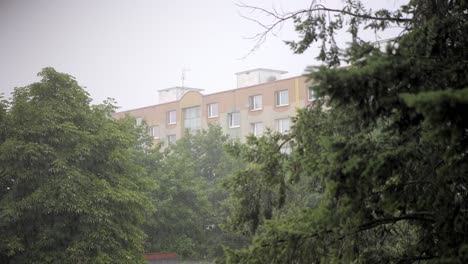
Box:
112, 69, 315, 145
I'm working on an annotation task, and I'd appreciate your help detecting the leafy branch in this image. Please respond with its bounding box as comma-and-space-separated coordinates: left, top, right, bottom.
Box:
261, 212, 435, 248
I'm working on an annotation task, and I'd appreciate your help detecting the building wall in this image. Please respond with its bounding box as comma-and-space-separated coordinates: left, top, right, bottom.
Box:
113, 75, 312, 145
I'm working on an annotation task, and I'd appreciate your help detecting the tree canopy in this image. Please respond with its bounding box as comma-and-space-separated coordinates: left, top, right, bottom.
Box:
224, 0, 468, 263
2, 1, 468, 263
143, 125, 243, 260
0, 68, 153, 263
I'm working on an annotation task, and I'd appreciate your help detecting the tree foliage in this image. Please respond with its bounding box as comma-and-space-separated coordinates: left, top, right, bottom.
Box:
144, 125, 243, 260
225, 0, 468, 263
224, 132, 291, 236
0, 68, 153, 263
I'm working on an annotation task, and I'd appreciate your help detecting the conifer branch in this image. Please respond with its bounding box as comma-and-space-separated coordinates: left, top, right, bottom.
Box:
237, 1, 412, 58
261, 212, 435, 247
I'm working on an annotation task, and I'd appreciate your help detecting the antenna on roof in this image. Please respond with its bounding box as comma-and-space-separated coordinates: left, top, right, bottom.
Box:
181, 67, 191, 87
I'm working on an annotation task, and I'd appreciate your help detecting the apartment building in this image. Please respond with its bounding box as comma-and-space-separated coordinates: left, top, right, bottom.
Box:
112, 69, 315, 145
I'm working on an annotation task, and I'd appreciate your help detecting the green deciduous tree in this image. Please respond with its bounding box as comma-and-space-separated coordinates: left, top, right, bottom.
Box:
144, 125, 242, 260
0, 68, 154, 264
224, 132, 290, 236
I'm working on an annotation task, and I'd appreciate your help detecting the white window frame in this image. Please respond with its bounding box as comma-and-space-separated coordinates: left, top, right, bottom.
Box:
228, 112, 240, 128
135, 117, 143, 126
275, 90, 289, 107
207, 103, 219, 118
184, 106, 201, 132
249, 95, 263, 111
167, 134, 176, 145
276, 118, 290, 134
280, 142, 292, 154
250, 122, 263, 136
151, 126, 159, 139
308, 85, 317, 101
167, 110, 176, 125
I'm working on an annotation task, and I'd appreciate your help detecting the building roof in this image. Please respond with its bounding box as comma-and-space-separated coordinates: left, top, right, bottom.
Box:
157, 86, 204, 92
235, 68, 288, 75
113, 75, 307, 114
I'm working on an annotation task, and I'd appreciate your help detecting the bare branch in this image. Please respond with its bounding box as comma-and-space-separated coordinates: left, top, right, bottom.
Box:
236, 2, 283, 20
237, 1, 413, 59
237, 11, 271, 30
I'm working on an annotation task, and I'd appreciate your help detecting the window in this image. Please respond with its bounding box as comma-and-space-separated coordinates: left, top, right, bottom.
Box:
250, 122, 263, 136
280, 142, 292, 154
184, 106, 201, 132
150, 126, 159, 139
249, 95, 262, 110
207, 103, 218, 118
228, 112, 240, 128
167, 134, 176, 145
276, 118, 290, 134
308, 85, 317, 101
275, 90, 289, 106
135, 117, 143, 126
167, 110, 176, 124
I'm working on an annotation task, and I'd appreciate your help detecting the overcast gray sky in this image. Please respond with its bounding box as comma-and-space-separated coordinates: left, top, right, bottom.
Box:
0, 0, 405, 111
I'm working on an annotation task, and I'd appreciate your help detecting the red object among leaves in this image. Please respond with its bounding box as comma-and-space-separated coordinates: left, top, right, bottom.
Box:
144, 252, 177, 260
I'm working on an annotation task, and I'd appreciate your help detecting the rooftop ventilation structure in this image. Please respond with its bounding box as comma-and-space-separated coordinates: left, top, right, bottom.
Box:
157, 86, 204, 104
235, 68, 287, 88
